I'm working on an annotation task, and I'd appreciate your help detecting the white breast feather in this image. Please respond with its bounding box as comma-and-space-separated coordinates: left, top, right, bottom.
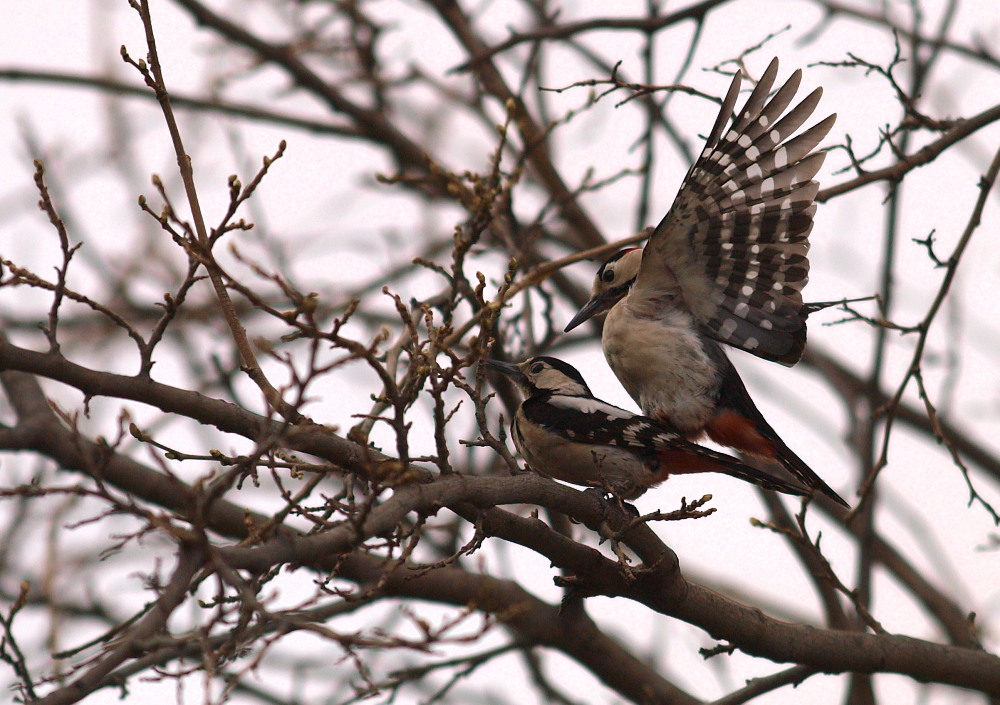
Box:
603, 299, 720, 432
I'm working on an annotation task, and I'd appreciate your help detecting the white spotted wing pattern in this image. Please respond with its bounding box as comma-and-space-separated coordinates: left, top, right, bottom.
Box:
639, 58, 836, 365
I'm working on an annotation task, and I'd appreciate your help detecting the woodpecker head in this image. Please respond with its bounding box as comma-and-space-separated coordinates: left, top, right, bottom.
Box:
486, 356, 592, 397
563, 247, 642, 332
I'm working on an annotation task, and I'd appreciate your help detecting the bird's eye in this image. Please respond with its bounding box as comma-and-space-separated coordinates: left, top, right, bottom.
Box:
529, 363, 545, 375
601, 268, 615, 283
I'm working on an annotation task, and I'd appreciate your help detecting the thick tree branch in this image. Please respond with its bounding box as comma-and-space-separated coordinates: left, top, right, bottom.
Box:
4, 361, 997, 696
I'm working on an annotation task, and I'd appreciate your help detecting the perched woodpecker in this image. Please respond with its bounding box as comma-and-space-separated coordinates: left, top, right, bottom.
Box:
487, 356, 810, 501
563, 59, 848, 507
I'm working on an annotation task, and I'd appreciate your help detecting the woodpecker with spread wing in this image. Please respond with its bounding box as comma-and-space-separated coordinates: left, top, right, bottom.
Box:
563, 59, 848, 507
487, 356, 810, 501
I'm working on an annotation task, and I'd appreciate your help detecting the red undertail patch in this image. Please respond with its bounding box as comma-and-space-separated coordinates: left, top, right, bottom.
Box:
705, 411, 777, 459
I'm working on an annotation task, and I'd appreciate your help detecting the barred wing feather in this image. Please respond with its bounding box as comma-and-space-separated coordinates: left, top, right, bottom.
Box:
637, 58, 836, 365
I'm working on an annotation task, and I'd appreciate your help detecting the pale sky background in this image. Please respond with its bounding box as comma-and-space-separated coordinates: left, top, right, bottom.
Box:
2, 1, 1000, 703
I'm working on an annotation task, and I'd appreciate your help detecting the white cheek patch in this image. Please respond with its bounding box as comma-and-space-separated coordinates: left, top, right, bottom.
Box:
535, 368, 588, 395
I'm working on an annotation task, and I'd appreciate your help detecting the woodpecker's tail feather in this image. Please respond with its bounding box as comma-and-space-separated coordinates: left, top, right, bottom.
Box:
704, 410, 850, 507
770, 436, 849, 507
710, 456, 811, 498
655, 447, 810, 499
712, 350, 851, 508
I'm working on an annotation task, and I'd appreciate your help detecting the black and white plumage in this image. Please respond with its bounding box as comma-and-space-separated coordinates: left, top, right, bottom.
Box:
487, 356, 810, 501
562, 59, 848, 507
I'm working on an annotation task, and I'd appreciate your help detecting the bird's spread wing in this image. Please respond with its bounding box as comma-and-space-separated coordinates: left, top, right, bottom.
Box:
636, 58, 836, 365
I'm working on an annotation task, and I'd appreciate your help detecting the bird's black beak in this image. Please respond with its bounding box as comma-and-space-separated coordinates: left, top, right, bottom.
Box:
564, 290, 615, 332
485, 359, 527, 388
